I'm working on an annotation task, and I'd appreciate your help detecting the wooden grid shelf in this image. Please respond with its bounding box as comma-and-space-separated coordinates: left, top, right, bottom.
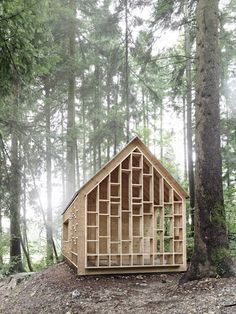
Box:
85, 148, 185, 269
62, 138, 187, 276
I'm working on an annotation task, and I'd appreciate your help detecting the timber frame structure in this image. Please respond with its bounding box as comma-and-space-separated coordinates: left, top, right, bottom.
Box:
62, 137, 188, 275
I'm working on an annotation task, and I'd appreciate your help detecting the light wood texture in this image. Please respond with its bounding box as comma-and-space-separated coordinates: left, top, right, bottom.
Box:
62, 138, 187, 275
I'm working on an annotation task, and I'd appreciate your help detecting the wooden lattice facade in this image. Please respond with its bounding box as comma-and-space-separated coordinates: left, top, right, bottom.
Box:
62, 137, 188, 275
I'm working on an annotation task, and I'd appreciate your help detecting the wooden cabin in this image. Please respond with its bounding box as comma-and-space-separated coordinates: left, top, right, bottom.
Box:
62, 137, 188, 275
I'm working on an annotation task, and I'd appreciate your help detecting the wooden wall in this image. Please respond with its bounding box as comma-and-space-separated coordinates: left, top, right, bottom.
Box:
62, 143, 187, 275
82, 147, 187, 274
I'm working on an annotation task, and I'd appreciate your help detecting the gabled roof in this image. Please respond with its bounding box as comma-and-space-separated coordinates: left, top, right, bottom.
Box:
63, 136, 188, 214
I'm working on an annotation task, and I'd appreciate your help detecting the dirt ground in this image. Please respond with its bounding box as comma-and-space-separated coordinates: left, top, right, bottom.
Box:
0, 262, 236, 314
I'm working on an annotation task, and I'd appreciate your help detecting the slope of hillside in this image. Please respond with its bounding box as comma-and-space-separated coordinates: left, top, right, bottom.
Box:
0, 263, 235, 314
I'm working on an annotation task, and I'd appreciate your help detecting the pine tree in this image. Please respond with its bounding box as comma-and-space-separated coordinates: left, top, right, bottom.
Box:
181, 0, 235, 282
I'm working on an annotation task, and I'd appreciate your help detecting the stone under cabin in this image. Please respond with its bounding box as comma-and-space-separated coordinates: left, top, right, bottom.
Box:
62, 137, 188, 275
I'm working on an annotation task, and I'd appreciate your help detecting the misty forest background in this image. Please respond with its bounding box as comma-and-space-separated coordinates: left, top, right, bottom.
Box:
0, 0, 236, 274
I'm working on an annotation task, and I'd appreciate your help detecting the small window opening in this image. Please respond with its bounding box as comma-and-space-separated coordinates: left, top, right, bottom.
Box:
63, 220, 69, 241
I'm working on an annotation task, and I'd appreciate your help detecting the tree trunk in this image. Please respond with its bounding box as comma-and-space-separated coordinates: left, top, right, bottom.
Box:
125, 0, 130, 143
221, 76, 231, 188
142, 88, 147, 144
0, 152, 3, 265
66, 0, 76, 201
184, 1, 195, 234
20, 234, 33, 272
61, 110, 66, 203
93, 142, 96, 174
21, 160, 31, 268
75, 139, 80, 189
153, 96, 158, 156
10, 90, 23, 272
0, 205, 2, 265
183, 95, 187, 181
113, 79, 119, 155
160, 101, 163, 161
106, 70, 111, 161
146, 94, 150, 147
44, 81, 54, 265
95, 65, 102, 169
180, 0, 235, 282
82, 72, 86, 184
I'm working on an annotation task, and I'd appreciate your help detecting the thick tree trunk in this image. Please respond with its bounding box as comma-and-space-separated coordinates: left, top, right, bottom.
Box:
0, 154, 3, 265
44, 81, 54, 265
180, 0, 235, 282
0, 205, 2, 265
184, 8, 195, 233
10, 97, 23, 272
66, 0, 76, 201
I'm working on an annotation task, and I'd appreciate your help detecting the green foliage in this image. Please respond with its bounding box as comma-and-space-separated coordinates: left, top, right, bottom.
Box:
31, 259, 48, 272
0, 0, 51, 94
0, 232, 9, 259
135, 126, 151, 145
0, 234, 11, 277
0, 263, 11, 278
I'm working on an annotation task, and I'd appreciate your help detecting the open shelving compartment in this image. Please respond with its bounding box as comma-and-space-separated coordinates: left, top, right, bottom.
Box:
85, 147, 185, 270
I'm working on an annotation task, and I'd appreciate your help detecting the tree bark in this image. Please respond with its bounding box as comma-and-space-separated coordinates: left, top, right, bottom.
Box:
0, 151, 3, 265
61, 110, 66, 203
113, 78, 119, 155
93, 141, 96, 175
95, 65, 102, 170
106, 70, 111, 161
82, 71, 87, 184
180, 0, 235, 282
160, 101, 163, 161
75, 139, 80, 189
184, 2, 195, 233
9, 88, 24, 272
183, 95, 187, 182
21, 160, 31, 268
66, 0, 76, 201
20, 234, 33, 272
0, 203, 2, 265
44, 80, 54, 265
125, 0, 130, 143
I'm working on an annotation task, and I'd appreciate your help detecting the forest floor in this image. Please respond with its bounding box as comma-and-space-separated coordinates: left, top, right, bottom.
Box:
0, 262, 236, 314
